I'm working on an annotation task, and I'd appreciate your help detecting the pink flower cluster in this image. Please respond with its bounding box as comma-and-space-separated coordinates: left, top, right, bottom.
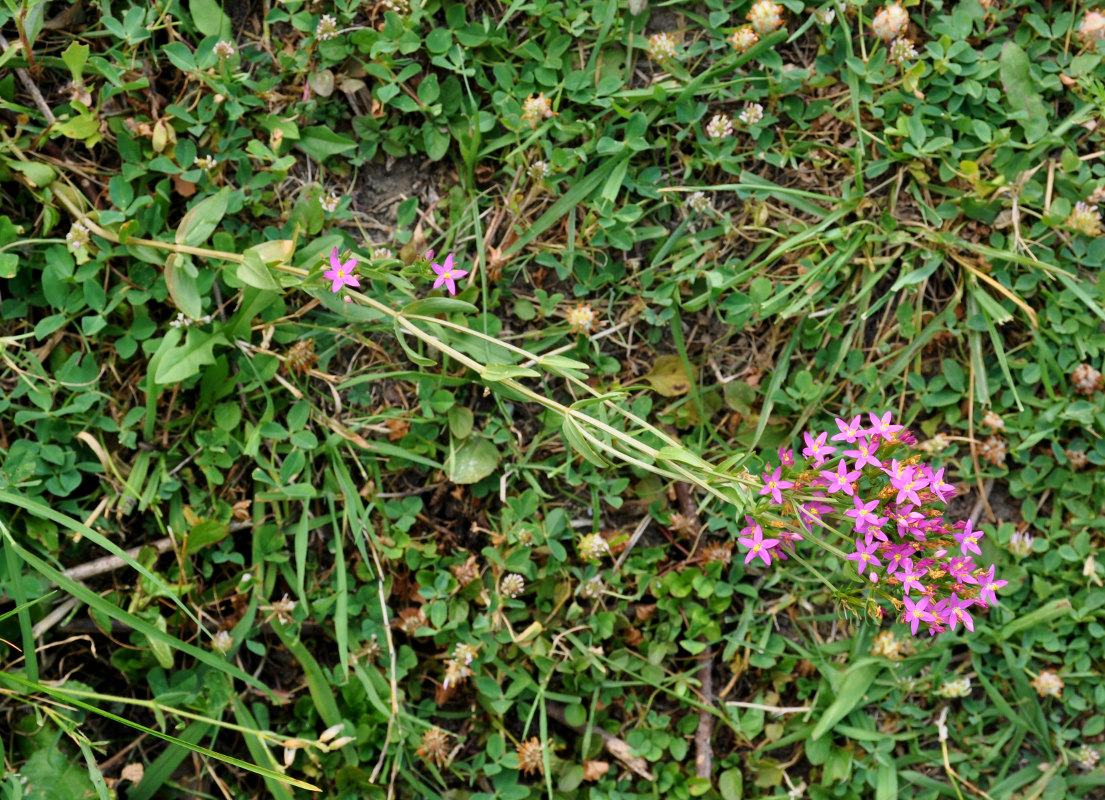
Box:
739, 412, 1007, 637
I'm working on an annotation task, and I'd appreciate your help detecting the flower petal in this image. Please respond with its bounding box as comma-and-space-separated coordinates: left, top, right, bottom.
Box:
330, 247, 342, 271
433, 273, 446, 289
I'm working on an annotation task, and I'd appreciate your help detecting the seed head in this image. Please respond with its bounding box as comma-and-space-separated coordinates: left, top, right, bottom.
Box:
937, 676, 972, 698
416, 728, 452, 768
212, 630, 233, 654
284, 339, 318, 376
687, 191, 711, 214
979, 435, 1007, 467
451, 555, 480, 587
528, 160, 551, 181
871, 5, 909, 41
320, 192, 341, 213
516, 737, 547, 776
397, 607, 428, 637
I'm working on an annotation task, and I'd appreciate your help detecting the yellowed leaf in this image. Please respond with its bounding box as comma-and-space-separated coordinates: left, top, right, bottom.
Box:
644, 354, 697, 397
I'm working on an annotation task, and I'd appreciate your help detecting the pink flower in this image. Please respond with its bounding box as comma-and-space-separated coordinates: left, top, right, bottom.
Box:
899, 568, 925, 596
845, 537, 882, 578
945, 593, 975, 632
431, 253, 468, 295
778, 447, 795, 466
759, 466, 794, 504
831, 415, 865, 443
954, 519, 984, 557
821, 460, 861, 496
843, 436, 881, 470
798, 498, 832, 529
868, 411, 903, 439
926, 466, 956, 503
902, 595, 932, 635
324, 247, 360, 293
738, 523, 780, 566
890, 466, 928, 506
846, 495, 884, 533
802, 431, 836, 464
978, 565, 1008, 604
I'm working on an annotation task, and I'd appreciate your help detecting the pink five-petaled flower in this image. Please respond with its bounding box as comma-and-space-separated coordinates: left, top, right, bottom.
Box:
738, 524, 780, 566
821, 460, 861, 496
325, 247, 360, 293
431, 253, 468, 295
954, 519, 984, 557
945, 593, 976, 632
926, 466, 956, 503
843, 436, 881, 470
759, 466, 794, 504
978, 565, 1008, 605
868, 411, 904, 440
846, 495, 883, 533
891, 466, 929, 506
802, 431, 837, 465
899, 567, 926, 596
778, 446, 795, 466
846, 537, 882, 578
902, 595, 932, 635
830, 415, 865, 443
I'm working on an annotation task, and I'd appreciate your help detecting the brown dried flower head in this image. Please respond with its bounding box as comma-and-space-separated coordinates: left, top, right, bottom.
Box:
416, 727, 452, 768
284, 339, 318, 376
397, 607, 428, 637
979, 435, 1007, 467
516, 737, 547, 776
451, 555, 480, 588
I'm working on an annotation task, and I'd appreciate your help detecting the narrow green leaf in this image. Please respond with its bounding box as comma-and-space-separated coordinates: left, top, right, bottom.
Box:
810, 662, 881, 740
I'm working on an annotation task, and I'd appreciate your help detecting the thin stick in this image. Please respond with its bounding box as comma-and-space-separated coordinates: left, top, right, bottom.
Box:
0, 33, 55, 124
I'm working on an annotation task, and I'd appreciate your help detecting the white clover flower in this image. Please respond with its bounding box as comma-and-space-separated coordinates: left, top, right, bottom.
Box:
705, 113, 733, 139
527, 160, 550, 181
1009, 530, 1034, 557
872, 4, 909, 41
320, 192, 341, 213
812, 7, 836, 25
452, 642, 478, 665
501, 574, 525, 598
193, 154, 218, 171
316, 14, 339, 40
1067, 201, 1103, 236
578, 577, 605, 599
729, 25, 759, 53
888, 37, 918, 65
212, 630, 233, 654
648, 32, 679, 61
747, 0, 785, 35
579, 533, 611, 561
66, 222, 90, 251
739, 102, 764, 126
214, 40, 236, 59
1076, 744, 1101, 771
687, 191, 711, 213
1030, 669, 1064, 698
937, 677, 971, 698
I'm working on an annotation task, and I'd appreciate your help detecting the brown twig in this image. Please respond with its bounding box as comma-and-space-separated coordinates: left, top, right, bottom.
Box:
0, 33, 53, 124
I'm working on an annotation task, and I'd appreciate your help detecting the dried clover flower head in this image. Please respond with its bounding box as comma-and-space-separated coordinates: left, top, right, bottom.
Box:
268, 594, 296, 624
442, 657, 472, 690
739, 102, 764, 126
888, 37, 918, 65
578, 577, 605, 599
451, 555, 480, 587
212, 630, 233, 654
350, 636, 382, 665
1030, 669, 1064, 698
500, 573, 525, 598
566, 302, 598, 334
705, 113, 734, 139
937, 676, 972, 698
416, 728, 452, 767
284, 339, 318, 376
521, 93, 556, 127
316, 14, 339, 40
871, 629, 912, 661
1080, 9, 1105, 50
648, 32, 679, 61
373, 246, 395, 260
382, 0, 410, 13
1067, 201, 1103, 236
700, 541, 733, 565
746, 0, 785, 35
981, 410, 1005, 430
918, 433, 950, 454
979, 435, 1007, 467
1072, 363, 1104, 395
214, 40, 236, 58
1009, 530, 1034, 557
1066, 449, 1089, 469
728, 25, 759, 53
871, 4, 909, 41
579, 533, 611, 561
397, 607, 428, 636
516, 737, 547, 776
